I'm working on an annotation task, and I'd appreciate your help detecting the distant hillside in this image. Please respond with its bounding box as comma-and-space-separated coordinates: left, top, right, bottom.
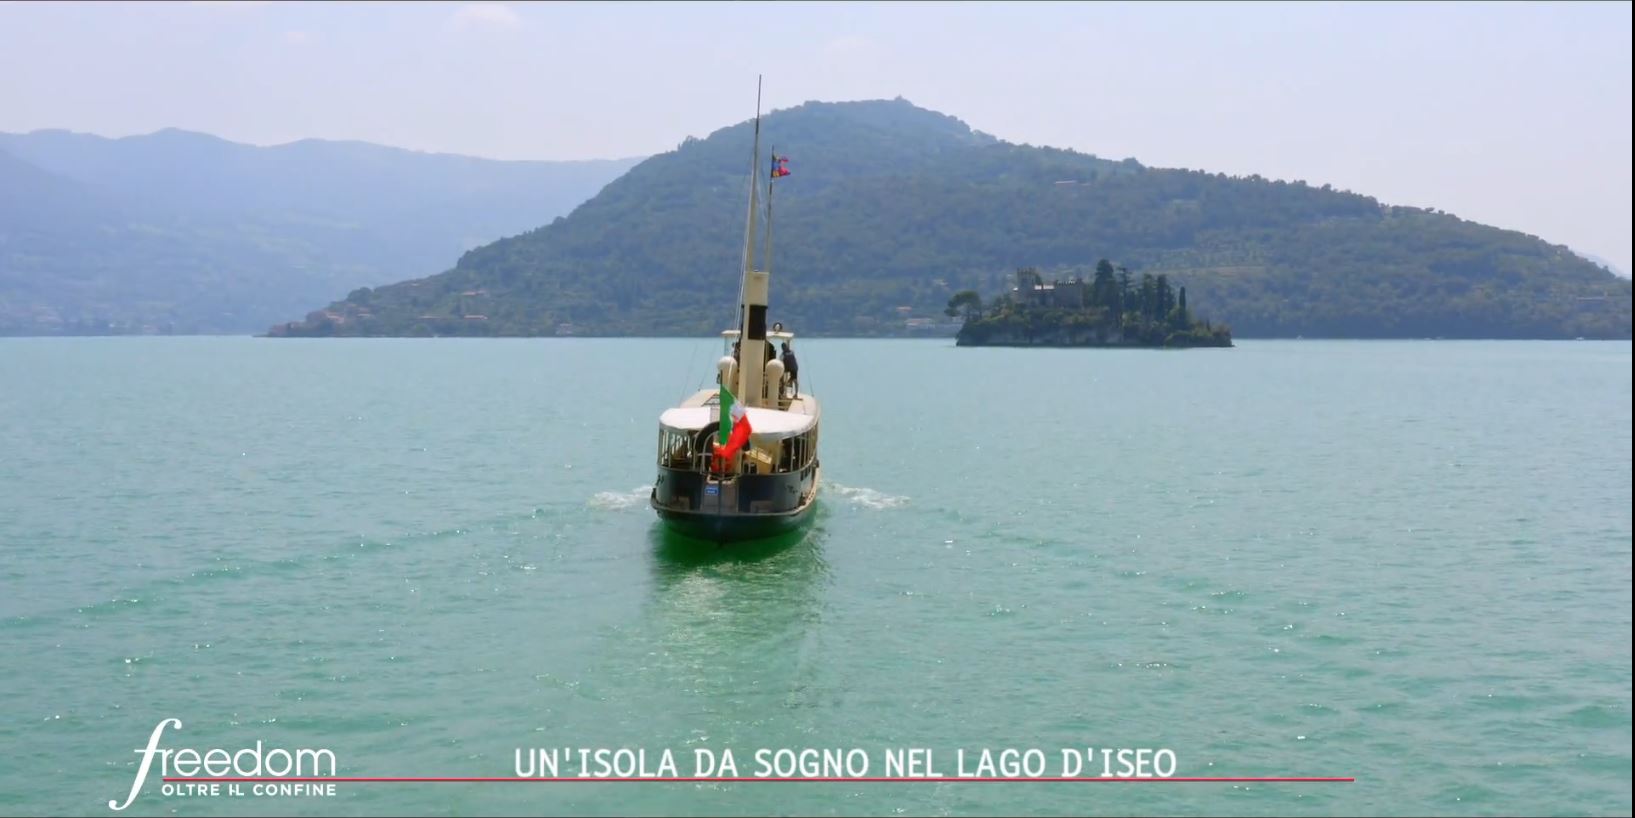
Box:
1573, 249, 1628, 279
0, 130, 640, 334
272, 98, 1631, 340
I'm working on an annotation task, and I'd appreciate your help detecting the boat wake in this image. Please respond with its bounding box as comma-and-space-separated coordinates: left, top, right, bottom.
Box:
588, 486, 653, 511
828, 482, 909, 510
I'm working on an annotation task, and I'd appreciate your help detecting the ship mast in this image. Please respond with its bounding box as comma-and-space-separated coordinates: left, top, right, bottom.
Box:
737, 77, 761, 331
735, 77, 772, 409
764, 144, 776, 279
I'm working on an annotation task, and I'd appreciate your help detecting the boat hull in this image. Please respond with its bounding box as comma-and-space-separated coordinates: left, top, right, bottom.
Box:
653, 500, 815, 542
650, 463, 820, 543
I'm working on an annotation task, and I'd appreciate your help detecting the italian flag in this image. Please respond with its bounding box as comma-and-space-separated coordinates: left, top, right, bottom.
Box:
713, 384, 753, 470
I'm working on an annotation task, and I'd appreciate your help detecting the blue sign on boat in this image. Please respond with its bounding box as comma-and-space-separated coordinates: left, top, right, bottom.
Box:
705, 485, 719, 496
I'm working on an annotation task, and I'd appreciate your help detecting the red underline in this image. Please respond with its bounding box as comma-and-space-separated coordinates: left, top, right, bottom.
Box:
164, 776, 1354, 783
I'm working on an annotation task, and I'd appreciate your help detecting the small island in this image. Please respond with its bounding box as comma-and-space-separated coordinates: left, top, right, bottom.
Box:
952, 261, 1233, 348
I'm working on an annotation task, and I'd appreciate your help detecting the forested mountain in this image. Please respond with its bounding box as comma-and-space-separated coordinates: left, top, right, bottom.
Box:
274, 98, 1630, 340
0, 130, 639, 334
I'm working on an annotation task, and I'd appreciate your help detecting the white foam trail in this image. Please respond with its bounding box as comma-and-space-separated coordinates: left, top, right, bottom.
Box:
828, 482, 909, 510
588, 486, 653, 511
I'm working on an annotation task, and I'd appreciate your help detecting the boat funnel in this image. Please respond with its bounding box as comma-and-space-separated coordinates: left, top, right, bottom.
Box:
738, 270, 771, 407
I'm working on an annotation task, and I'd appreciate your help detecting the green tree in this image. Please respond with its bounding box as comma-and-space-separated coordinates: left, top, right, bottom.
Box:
1092, 259, 1116, 308
945, 289, 983, 321
1139, 274, 1157, 320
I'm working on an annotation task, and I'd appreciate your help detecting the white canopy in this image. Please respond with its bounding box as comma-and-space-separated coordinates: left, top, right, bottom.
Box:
658, 405, 816, 439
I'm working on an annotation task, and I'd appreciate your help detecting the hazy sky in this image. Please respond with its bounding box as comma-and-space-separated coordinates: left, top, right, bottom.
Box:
2, 1, 1630, 273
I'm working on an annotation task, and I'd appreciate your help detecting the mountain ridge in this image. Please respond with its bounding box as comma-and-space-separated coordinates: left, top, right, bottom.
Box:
8, 126, 643, 166
272, 98, 1630, 340
0, 130, 642, 334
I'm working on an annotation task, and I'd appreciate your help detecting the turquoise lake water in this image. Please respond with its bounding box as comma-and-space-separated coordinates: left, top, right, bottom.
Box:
0, 337, 1629, 816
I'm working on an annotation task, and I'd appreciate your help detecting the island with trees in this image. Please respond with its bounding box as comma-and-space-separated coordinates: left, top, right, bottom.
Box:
952, 261, 1233, 348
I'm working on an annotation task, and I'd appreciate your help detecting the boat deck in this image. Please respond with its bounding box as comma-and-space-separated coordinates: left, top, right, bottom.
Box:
676, 386, 820, 420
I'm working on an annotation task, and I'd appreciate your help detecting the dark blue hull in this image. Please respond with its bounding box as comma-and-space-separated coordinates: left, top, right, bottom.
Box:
653, 501, 815, 542
650, 462, 820, 543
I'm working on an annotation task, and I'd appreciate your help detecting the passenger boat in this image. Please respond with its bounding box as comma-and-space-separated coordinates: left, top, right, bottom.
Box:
649, 82, 821, 541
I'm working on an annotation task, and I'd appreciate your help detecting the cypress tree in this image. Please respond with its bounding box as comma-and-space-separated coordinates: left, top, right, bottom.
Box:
1092, 259, 1116, 308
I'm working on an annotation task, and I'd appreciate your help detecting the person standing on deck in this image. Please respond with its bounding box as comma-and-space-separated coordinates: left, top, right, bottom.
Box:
780, 341, 799, 397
